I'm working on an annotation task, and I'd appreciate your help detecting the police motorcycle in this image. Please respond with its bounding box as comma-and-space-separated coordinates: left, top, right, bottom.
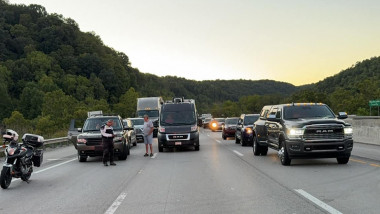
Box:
1, 129, 44, 189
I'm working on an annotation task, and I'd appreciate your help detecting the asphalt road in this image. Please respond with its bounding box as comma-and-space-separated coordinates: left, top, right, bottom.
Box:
1, 129, 379, 214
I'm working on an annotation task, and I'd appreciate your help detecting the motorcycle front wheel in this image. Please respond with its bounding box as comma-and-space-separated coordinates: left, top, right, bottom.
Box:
0, 166, 12, 189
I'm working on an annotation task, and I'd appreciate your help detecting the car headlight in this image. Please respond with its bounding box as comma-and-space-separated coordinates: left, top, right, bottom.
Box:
288, 128, 304, 139
344, 127, 353, 137
191, 125, 198, 132
245, 128, 252, 134
211, 122, 217, 128
77, 138, 87, 144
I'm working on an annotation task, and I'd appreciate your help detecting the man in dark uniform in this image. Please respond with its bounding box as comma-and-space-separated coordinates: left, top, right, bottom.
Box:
100, 119, 116, 166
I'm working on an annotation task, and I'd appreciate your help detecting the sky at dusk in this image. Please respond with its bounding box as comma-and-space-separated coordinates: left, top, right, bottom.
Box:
10, 0, 380, 86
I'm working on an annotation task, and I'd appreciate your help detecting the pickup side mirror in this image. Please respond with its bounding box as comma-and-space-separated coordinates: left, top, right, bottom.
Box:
77, 128, 82, 132
267, 115, 280, 122
337, 112, 348, 119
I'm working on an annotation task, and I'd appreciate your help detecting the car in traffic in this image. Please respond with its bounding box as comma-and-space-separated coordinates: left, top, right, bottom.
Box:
209, 118, 225, 131
202, 118, 212, 128
122, 119, 137, 146
235, 114, 260, 146
253, 103, 353, 165
128, 117, 144, 143
157, 98, 200, 152
222, 117, 239, 140
76, 115, 130, 162
251, 105, 272, 155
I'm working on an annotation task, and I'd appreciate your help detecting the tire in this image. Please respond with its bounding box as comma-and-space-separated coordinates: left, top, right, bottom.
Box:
253, 135, 261, 156
133, 142, 137, 147
260, 146, 268, 156
222, 133, 226, 140
158, 146, 163, 152
0, 167, 12, 189
78, 153, 87, 162
278, 142, 291, 166
337, 157, 349, 164
235, 135, 240, 144
241, 138, 246, 147
119, 143, 128, 160
195, 145, 200, 151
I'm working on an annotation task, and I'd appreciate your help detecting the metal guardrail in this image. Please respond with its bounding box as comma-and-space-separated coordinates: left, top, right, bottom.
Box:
1, 137, 70, 154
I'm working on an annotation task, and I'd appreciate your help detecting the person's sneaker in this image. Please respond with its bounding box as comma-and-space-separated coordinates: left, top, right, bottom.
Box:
103, 162, 108, 166
110, 162, 116, 166
144, 153, 149, 157
150, 153, 154, 157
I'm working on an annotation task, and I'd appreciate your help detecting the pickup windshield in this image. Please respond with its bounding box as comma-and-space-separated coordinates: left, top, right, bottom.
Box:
283, 105, 335, 120
244, 116, 259, 125
83, 117, 122, 132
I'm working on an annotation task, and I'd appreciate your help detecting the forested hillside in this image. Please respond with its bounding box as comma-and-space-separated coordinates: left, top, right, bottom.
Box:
0, 1, 298, 137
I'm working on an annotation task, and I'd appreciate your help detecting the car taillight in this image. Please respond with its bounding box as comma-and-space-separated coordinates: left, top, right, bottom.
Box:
77, 138, 87, 144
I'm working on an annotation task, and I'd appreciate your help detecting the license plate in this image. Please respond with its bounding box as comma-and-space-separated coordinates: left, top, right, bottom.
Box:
175, 142, 182, 146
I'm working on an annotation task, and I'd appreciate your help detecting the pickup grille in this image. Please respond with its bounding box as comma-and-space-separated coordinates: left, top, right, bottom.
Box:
303, 124, 344, 140
86, 138, 102, 146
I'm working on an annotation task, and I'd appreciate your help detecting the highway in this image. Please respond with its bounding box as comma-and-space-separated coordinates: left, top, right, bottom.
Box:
1, 129, 380, 214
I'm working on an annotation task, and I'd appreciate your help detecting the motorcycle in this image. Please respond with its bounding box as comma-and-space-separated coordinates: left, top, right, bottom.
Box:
1, 130, 44, 189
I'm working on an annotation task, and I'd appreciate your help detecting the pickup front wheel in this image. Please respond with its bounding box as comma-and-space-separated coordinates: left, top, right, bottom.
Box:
278, 142, 291, 166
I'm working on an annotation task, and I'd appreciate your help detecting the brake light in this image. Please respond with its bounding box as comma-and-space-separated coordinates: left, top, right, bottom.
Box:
77, 138, 87, 144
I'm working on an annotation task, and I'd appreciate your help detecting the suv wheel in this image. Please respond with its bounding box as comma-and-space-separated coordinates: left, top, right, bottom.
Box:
241, 138, 246, 147
253, 135, 261, 156
194, 145, 199, 151
260, 146, 268, 156
337, 157, 349, 164
158, 143, 163, 152
78, 153, 87, 162
278, 142, 291, 166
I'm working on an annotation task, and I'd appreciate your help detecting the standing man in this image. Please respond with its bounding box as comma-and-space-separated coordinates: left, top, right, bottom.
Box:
100, 119, 116, 166
143, 115, 154, 157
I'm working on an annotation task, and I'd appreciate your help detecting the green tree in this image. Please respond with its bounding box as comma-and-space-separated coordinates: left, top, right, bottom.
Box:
113, 87, 139, 118
3, 111, 33, 137
19, 84, 44, 119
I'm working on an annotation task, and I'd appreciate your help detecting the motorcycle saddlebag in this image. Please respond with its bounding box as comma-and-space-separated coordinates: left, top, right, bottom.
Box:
22, 133, 44, 148
32, 149, 43, 167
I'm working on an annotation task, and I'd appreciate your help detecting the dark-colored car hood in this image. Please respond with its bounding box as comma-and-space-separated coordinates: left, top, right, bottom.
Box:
284, 118, 350, 128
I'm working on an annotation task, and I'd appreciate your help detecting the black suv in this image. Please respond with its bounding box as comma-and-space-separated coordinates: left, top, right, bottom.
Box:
253, 103, 353, 165
76, 115, 130, 162
235, 114, 260, 146
157, 98, 200, 152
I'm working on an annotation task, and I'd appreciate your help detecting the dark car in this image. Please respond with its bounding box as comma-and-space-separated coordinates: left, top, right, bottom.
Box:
157, 98, 200, 152
235, 114, 260, 146
222, 117, 239, 140
209, 118, 225, 131
122, 119, 137, 146
129, 118, 144, 143
76, 115, 130, 162
252, 105, 273, 155
253, 103, 353, 165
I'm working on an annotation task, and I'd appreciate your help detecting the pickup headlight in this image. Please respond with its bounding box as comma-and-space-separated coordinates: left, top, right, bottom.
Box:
159, 127, 165, 133
245, 128, 253, 134
288, 128, 304, 139
344, 127, 353, 137
77, 138, 87, 144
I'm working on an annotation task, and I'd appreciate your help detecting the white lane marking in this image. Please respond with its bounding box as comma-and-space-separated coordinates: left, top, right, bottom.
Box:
233, 150, 244, 157
151, 153, 158, 159
207, 134, 210, 136
138, 169, 143, 174
47, 159, 60, 161
104, 192, 128, 214
216, 140, 221, 144
11, 158, 77, 183
295, 189, 342, 214
35, 158, 77, 174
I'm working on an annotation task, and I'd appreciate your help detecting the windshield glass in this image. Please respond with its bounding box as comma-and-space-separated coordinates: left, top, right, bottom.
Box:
284, 105, 335, 120
244, 116, 259, 125
130, 119, 144, 126
137, 110, 159, 118
160, 111, 196, 126
83, 117, 122, 131
225, 118, 239, 125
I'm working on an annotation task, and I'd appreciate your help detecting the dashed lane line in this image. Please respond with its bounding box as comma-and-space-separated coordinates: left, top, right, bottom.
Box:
295, 189, 342, 214
216, 140, 221, 144
233, 150, 244, 157
350, 158, 367, 164
104, 192, 128, 214
151, 153, 158, 159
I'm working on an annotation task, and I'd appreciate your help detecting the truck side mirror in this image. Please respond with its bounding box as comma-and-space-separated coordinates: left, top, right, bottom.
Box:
337, 112, 348, 119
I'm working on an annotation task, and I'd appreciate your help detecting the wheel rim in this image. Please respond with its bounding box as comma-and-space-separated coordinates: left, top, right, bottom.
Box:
278, 146, 284, 162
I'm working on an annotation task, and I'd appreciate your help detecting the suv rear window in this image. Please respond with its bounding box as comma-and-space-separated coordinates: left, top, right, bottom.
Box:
283, 105, 335, 120
83, 117, 122, 131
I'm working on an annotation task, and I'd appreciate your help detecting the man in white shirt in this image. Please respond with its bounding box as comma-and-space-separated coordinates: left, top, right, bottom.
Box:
143, 115, 154, 157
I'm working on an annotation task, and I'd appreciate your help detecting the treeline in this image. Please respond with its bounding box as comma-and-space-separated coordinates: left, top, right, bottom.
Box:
0, 1, 298, 137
